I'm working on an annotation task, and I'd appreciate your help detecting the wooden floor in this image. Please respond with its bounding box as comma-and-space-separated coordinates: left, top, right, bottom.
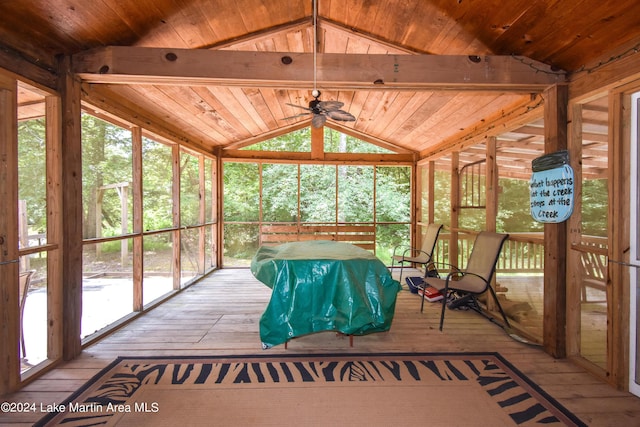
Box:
3, 268, 640, 426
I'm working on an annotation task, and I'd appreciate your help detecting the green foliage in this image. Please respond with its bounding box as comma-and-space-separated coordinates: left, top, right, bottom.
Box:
262, 164, 299, 222
223, 162, 259, 221
376, 166, 410, 222
433, 170, 451, 227
301, 165, 336, 222
180, 152, 201, 226
581, 178, 608, 237
242, 128, 311, 151
81, 113, 133, 238
18, 119, 47, 233
223, 130, 412, 263
142, 138, 173, 230
324, 128, 394, 153
338, 165, 374, 222
498, 178, 543, 232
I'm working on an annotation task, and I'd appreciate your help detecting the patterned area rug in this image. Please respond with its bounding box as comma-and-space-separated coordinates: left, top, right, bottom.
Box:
36, 352, 585, 426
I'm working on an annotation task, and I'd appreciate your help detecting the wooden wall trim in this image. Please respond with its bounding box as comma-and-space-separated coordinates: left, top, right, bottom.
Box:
566, 103, 583, 360
608, 89, 633, 389
542, 84, 569, 358
0, 73, 20, 394
58, 56, 83, 360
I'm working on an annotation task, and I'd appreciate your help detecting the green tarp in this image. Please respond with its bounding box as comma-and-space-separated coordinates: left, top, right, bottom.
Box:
251, 240, 402, 348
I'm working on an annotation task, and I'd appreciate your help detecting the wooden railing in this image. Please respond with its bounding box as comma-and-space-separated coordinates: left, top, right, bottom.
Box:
432, 231, 608, 277
433, 232, 545, 273
259, 222, 376, 251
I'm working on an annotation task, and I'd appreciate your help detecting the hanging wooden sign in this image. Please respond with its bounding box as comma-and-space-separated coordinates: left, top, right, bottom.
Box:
530, 150, 574, 223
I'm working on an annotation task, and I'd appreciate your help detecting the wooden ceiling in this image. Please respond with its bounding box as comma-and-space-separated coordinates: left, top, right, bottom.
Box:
2, 0, 637, 178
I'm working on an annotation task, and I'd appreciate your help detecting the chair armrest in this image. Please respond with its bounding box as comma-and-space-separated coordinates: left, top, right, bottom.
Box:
394, 246, 435, 260
431, 261, 462, 275
391, 244, 413, 257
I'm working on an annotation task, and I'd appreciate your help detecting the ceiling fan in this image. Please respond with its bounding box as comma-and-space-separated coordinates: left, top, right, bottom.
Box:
282, 0, 356, 128
285, 89, 356, 128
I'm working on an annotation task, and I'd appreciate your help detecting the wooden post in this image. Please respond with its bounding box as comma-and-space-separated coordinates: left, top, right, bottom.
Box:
543, 84, 569, 358
59, 55, 83, 360
46, 94, 63, 362
311, 125, 324, 160
132, 127, 143, 312
0, 73, 20, 394
215, 148, 223, 268
428, 161, 435, 225
450, 152, 460, 266
486, 137, 499, 312
486, 137, 498, 232
172, 145, 181, 289
412, 160, 420, 250
566, 103, 583, 359
608, 89, 632, 389
198, 154, 206, 275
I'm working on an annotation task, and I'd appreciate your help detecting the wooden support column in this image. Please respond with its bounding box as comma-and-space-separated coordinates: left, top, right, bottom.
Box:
45, 95, 63, 361
428, 161, 435, 225
566, 103, 583, 359
132, 127, 143, 311
543, 84, 569, 358
485, 137, 499, 313
311, 125, 324, 160
450, 152, 460, 265
59, 56, 83, 360
215, 148, 223, 268
486, 137, 498, 232
412, 160, 419, 248
608, 89, 632, 389
172, 145, 181, 290
0, 73, 20, 394
198, 154, 206, 275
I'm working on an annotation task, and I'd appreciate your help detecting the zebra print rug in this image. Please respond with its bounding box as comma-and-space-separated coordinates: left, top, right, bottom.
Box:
36, 352, 585, 426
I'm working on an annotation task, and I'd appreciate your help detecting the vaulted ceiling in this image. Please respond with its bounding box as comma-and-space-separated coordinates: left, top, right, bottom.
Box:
2, 0, 638, 177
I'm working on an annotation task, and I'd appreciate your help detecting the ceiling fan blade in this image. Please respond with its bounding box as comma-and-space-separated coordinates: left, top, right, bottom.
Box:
318, 100, 344, 111
326, 109, 356, 122
311, 114, 327, 128
286, 103, 313, 111
282, 112, 311, 120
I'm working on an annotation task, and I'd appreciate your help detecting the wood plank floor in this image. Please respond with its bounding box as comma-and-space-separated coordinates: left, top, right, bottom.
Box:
3, 268, 640, 426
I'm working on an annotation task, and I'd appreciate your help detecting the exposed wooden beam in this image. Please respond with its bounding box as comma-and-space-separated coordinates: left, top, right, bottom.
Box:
221, 149, 413, 164
72, 47, 566, 91
0, 43, 58, 90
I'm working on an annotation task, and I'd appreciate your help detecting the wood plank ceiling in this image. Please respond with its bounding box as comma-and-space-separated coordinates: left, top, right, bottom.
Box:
2, 0, 638, 179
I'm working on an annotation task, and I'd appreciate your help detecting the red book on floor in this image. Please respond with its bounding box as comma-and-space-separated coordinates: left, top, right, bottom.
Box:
417, 286, 444, 302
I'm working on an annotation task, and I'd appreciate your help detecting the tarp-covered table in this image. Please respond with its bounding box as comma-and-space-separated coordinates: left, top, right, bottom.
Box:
250, 240, 402, 348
